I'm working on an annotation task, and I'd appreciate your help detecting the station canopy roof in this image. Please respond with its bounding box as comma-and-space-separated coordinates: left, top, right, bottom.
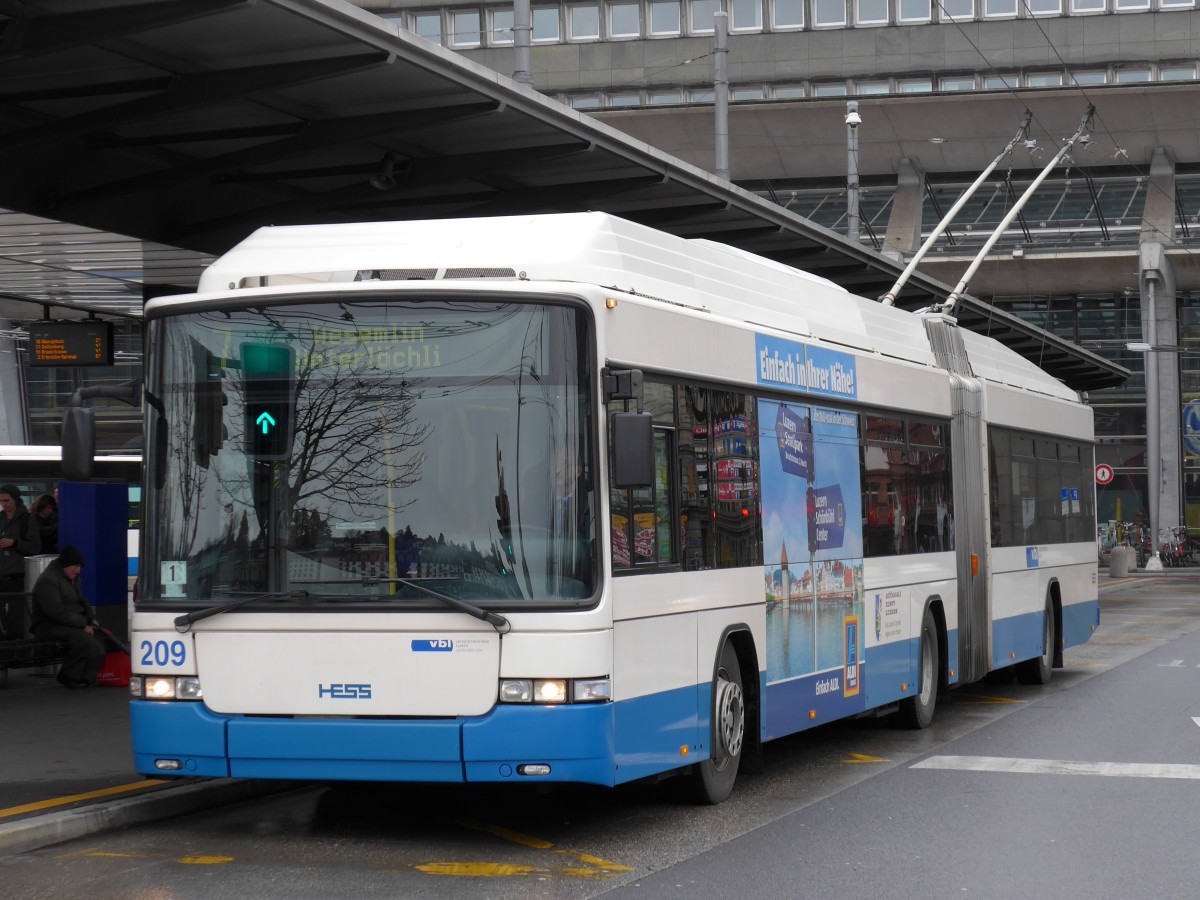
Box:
0, 0, 1127, 391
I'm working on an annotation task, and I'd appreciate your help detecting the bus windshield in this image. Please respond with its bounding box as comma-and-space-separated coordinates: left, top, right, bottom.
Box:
142, 296, 596, 609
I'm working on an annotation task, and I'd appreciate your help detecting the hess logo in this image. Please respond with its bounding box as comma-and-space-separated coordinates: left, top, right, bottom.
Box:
318, 683, 372, 699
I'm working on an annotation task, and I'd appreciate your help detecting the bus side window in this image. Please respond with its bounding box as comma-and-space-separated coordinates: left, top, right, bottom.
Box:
609, 382, 676, 570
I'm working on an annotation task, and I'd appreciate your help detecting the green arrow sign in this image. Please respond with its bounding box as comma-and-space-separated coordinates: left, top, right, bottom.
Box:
256, 411, 276, 434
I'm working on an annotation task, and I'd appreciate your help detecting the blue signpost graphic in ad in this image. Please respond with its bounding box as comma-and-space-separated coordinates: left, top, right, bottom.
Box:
759, 397, 865, 737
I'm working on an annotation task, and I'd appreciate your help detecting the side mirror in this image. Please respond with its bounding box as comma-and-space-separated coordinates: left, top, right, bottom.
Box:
612, 412, 654, 488
61, 406, 96, 482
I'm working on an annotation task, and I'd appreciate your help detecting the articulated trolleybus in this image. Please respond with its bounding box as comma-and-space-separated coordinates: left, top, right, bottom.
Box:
129, 214, 1097, 802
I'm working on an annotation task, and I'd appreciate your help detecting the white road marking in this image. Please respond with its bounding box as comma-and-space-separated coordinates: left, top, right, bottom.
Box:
913, 755, 1200, 780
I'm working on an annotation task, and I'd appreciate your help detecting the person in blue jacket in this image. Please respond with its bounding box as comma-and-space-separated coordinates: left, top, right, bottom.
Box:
31, 545, 105, 688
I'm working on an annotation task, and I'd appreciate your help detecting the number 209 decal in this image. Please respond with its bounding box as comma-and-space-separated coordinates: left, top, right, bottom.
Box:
139, 639, 187, 668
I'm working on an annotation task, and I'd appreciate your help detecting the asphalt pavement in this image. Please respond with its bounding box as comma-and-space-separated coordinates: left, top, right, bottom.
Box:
0, 563, 1190, 859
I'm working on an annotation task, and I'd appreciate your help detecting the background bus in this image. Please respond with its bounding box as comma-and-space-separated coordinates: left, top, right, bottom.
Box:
118, 213, 1097, 803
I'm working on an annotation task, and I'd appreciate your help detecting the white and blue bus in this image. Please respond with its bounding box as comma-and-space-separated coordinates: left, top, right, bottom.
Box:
125, 214, 1097, 802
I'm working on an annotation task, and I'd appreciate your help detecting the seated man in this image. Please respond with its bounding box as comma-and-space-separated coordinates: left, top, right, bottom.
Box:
31, 545, 105, 688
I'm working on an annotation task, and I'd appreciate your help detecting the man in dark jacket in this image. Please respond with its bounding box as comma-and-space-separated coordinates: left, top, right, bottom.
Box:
31, 545, 105, 688
0, 482, 41, 596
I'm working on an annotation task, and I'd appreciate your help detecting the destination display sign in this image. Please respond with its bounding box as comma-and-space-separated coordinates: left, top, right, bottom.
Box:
27, 320, 114, 367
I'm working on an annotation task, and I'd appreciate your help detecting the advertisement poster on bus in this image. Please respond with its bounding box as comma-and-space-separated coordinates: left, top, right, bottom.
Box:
758, 397, 865, 737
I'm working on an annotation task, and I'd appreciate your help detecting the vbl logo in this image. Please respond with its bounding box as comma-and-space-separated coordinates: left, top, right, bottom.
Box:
318, 683, 372, 699
412, 639, 454, 652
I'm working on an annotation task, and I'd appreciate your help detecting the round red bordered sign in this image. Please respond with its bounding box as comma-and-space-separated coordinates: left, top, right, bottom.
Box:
1095, 464, 1114, 485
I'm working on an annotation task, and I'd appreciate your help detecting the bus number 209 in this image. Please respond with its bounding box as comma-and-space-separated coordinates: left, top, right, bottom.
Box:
139, 640, 187, 668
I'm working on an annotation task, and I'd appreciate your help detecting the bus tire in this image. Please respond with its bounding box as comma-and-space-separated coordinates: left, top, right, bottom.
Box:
680, 641, 745, 805
1016, 597, 1054, 686
896, 604, 938, 729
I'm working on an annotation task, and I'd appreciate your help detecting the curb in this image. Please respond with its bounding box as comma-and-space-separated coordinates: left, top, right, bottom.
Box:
0, 778, 297, 858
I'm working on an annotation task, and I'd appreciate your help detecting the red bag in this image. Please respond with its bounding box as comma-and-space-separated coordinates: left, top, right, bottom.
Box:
97, 649, 131, 687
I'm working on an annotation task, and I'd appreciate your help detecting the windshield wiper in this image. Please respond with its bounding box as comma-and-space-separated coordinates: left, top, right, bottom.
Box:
173, 590, 311, 634
292, 576, 511, 634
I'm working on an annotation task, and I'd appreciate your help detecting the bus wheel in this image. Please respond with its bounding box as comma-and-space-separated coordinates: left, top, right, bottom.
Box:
682, 642, 745, 805
897, 605, 938, 729
1016, 597, 1054, 685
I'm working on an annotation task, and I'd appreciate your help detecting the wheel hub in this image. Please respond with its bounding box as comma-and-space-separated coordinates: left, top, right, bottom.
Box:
715, 676, 745, 759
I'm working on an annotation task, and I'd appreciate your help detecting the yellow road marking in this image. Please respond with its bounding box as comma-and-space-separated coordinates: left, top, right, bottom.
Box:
177, 856, 234, 865
0, 779, 166, 819
445, 819, 633, 878
956, 694, 1023, 705
417, 863, 542, 877
842, 753, 890, 764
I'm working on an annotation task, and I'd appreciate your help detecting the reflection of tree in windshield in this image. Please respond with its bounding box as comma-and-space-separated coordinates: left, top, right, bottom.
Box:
152, 301, 595, 605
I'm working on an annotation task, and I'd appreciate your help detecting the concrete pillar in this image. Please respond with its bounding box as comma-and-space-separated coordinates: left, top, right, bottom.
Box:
1141, 148, 1176, 245
881, 157, 925, 263
1139, 242, 1181, 535
0, 317, 27, 444
1138, 148, 1181, 539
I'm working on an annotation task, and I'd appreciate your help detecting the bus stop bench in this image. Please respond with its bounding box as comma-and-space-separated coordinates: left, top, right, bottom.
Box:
0, 638, 69, 688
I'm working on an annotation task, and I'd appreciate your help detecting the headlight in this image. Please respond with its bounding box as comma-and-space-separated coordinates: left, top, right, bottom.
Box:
133, 676, 203, 701
498, 677, 610, 704
499, 679, 532, 702
145, 676, 176, 700
572, 678, 611, 703
533, 679, 568, 704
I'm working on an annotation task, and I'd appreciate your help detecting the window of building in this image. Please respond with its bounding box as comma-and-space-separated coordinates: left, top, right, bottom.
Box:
690, 0, 720, 32
450, 9, 482, 46
1026, 0, 1061, 12
773, 0, 806, 27
898, 78, 933, 92
651, 0, 682, 33
732, 87, 766, 100
1115, 67, 1152, 82
983, 0, 1017, 15
773, 84, 807, 97
1070, 0, 1104, 11
939, 75, 976, 90
533, 6, 561, 39
938, 0, 974, 18
983, 73, 1017, 89
569, 3, 600, 39
1160, 0, 1195, 7
650, 90, 683, 103
1072, 70, 1107, 85
610, 1, 641, 35
813, 82, 849, 96
814, 0, 847, 26
1115, 0, 1149, 8
731, 0, 765, 30
490, 8, 515, 44
691, 88, 716, 101
1025, 71, 1064, 87
1160, 64, 1197, 80
856, 80, 891, 93
570, 96, 602, 109
411, 11, 442, 43
609, 92, 642, 105
899, 0, 932, 20
857, 0, 889, 23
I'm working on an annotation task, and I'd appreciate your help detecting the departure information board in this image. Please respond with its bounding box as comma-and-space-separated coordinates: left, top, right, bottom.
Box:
28, 321, 114, 367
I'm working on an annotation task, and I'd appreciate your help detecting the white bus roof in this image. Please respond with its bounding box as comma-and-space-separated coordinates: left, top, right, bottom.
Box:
164, 212, 1076, 401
